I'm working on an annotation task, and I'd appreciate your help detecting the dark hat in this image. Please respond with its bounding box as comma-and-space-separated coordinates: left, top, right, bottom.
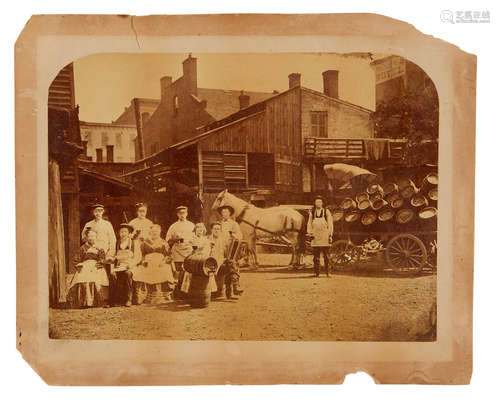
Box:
135, 202, 148, 209
313, 195, 327, 204
217, 205, 235, 215
118, 223, 134, 233
90, 203, 104, 210
176, 205, 188, 211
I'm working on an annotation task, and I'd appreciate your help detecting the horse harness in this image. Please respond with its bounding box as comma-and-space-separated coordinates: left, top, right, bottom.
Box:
235, 206, 300, 246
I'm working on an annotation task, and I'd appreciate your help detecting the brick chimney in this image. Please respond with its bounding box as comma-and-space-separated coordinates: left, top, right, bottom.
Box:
288, 73, 301, 89
182, 53, 198, 96
141, 112, 150, 125
160, 76, 172, 102
239, 90, 250, 110
322, 70, 339, 98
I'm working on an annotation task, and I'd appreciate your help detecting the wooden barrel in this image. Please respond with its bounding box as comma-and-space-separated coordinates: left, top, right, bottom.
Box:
355, 192, 370, 203
369, 191, 383, 201
428, 188, 438, 201
340, 197, 356, 210
371, 198, 387, 211
344, 210, 360, 223
378, 207, 395, 222
357, 199, 371, 210
382, 182, 398, 195
188, 273, 211, 308
366, 183, 383, 195
401, 181, 418, 199
395, 208, 415, 224
184, 253, 218, 277
411, 194, 428, 208
386, 192, 404, 209
332, 208, 344, 222
423, 172, 438, 188
419, 206, 438, 219
361, 211, 377, 226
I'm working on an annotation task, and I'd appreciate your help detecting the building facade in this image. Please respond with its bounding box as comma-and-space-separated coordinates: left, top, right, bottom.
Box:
123, 68, 376, 222
139, 54, 274, 159
370, 55, 438, 107
80, 121, 137, 163
112, 97, 160, 161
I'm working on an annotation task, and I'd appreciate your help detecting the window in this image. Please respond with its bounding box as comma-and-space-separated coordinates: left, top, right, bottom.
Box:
116, 133, 122, 148
150, 142, 159, 155
102, 132, 109, 146
106, 145, 114, 162
248, 153, 274, 186
173, 95, 179, 114
310, 111, 328, 138
96, 148, 103, 162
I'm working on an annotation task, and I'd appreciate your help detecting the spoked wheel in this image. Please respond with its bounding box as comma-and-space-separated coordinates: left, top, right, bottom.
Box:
385, 233, 427, 274
329, 240, 360, 271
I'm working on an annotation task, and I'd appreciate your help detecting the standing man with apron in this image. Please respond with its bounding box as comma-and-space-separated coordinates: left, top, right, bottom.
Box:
166, 206, 195, 296
307, 195, 333, 277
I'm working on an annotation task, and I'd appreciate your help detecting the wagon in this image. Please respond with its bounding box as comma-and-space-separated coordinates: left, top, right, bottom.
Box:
284, 163, 438, 274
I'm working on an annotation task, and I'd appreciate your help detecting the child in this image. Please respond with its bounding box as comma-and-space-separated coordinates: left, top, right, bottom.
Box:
112, 223, 141, 307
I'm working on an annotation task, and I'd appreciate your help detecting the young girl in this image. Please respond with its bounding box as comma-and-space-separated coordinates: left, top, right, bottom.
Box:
112, 223, 141, 307
190, 223, 210, 255
67, 230, 110, 308
132, 224, 176, 304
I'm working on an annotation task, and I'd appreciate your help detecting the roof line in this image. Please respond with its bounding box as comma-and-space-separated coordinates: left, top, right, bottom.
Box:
170, 110, 266, 150
301, 87, 374, 114
78, 167, 134, 189
79, 121, 137, 128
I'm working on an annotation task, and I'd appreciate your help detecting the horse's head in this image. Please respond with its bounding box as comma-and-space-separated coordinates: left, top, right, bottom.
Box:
212, 189, 228, 211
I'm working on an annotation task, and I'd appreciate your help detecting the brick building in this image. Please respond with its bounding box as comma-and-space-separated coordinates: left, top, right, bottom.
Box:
124, 66, 379, 223
138, 54, 274, 159
80, 121, 137, 162
370, 55, 438, 107
112, 97, 160, 160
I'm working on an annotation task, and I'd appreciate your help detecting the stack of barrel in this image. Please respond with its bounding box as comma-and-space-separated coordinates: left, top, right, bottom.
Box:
330, 172, 438, 228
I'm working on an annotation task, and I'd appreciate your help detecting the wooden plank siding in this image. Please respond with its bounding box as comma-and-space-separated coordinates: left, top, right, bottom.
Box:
197, 87, 302, 194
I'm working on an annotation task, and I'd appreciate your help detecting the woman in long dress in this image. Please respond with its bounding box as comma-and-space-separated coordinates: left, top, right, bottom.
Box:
128, 202, 154, 242
132, 224, 176, 304
66, 229, 110, 308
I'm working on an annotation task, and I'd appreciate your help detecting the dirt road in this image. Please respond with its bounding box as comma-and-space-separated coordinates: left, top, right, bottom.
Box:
50, 258, 436, 341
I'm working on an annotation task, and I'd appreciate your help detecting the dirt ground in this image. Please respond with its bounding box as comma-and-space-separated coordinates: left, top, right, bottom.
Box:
49, 253, 436, 341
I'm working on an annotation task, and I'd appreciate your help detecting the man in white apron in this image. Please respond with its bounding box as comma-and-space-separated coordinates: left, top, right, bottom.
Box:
81, 203, 117, 260
166, 206, 195, 295
307, 195, 333, 277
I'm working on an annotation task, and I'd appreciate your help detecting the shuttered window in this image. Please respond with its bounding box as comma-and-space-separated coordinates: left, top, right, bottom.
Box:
311, 111, 328, 138
202, 152, 247, 192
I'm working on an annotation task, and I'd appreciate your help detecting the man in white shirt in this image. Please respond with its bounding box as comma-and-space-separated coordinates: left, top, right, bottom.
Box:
166, 206, 195, 294
81, 203, 116, 259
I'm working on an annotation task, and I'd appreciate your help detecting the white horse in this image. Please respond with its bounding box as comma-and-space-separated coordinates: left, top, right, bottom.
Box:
211, 190, 306, 268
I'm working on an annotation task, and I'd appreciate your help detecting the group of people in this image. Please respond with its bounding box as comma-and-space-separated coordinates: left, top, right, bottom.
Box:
66, 202, 244, 309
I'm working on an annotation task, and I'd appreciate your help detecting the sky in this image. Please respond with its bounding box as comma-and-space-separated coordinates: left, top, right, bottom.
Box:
73, 53, 384, 123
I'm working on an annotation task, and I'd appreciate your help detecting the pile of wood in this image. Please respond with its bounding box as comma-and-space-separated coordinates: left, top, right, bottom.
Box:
329, 172, 438, 226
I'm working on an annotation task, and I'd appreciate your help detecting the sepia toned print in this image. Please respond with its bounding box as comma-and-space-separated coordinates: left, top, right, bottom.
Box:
48, 52, 438, 341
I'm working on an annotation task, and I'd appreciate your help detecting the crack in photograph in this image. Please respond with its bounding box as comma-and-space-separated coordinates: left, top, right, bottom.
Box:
48, 52, 438, 341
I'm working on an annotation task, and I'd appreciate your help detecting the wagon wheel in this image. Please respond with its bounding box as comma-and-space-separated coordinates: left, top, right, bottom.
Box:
329, 240, 360, 271
385, 233, 427, 273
